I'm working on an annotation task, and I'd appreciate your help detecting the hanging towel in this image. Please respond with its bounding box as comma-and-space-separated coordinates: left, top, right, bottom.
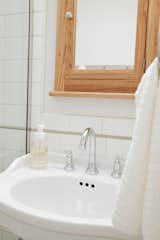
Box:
113, 58, 159, 237
142, 70, 160, 239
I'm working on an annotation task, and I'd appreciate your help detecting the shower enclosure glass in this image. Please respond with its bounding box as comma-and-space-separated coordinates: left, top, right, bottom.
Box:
0, 0, 30, 239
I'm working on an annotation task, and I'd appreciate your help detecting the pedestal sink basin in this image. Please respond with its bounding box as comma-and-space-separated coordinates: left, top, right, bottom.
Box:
0, 154, 136, 240
11, 176, 116, 220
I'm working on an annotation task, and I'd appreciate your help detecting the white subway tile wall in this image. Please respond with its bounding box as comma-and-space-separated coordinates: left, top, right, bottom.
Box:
0, 0, 47, 172
0, 0, 29, 142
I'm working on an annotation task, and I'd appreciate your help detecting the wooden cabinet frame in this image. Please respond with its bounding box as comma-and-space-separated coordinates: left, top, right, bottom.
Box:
50, 0, 160, 99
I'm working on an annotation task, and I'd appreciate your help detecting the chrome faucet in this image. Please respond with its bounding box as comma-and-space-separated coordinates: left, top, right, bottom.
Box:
79, 128, 99, 175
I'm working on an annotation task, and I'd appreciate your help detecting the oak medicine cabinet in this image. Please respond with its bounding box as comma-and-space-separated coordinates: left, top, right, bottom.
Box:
50, 0, 160, 99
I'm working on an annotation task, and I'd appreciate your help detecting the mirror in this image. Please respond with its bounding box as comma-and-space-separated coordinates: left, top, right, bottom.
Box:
52, 0, 159, 97
75, 0, 138, 70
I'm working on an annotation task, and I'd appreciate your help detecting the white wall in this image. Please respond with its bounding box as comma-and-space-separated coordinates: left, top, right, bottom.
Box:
30, 0, 136, 169
0, 0, 47, 170
0, 0, 29, 171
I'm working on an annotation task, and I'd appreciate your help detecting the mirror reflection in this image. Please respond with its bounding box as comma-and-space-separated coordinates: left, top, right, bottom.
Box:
75, 0, 138, 70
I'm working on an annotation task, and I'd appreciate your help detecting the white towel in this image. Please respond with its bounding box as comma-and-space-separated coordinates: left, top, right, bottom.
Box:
142, 73, 160, 239
113, 58, 159, 236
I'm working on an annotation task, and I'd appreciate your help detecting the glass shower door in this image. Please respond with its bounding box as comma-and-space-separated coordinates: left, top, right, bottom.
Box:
0, 0, 30, 239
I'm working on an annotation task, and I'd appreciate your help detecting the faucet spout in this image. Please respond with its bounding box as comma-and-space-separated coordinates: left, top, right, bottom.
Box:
80, 128, 99, 175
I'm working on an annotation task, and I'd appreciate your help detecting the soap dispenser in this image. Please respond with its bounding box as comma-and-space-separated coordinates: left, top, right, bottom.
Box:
30, 124, 48, 168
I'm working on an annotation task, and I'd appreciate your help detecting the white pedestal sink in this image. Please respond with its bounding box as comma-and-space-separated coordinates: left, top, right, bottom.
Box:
0, 154, 136, 240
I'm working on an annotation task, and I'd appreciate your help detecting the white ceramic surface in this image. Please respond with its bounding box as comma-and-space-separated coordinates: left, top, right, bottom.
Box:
0, 154, 137, 240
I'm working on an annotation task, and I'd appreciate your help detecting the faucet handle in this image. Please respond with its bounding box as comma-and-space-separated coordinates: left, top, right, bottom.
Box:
111, 154, 123, 179
64, 151, 74, 172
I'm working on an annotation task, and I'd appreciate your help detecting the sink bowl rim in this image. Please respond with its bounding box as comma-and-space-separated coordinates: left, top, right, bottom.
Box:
0, 156, 124, 239
0, 169, 120, 236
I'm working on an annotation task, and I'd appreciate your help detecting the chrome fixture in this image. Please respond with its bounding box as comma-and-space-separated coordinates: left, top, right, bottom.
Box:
64, 151, 74, 172
79, 128, 99, 175
111, 155, 124, 179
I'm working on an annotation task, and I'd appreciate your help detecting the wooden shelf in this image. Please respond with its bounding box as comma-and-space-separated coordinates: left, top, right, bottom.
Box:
49, 91, 135, 99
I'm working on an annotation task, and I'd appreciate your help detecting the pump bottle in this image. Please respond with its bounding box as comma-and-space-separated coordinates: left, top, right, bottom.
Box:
30, 124, 48, 168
